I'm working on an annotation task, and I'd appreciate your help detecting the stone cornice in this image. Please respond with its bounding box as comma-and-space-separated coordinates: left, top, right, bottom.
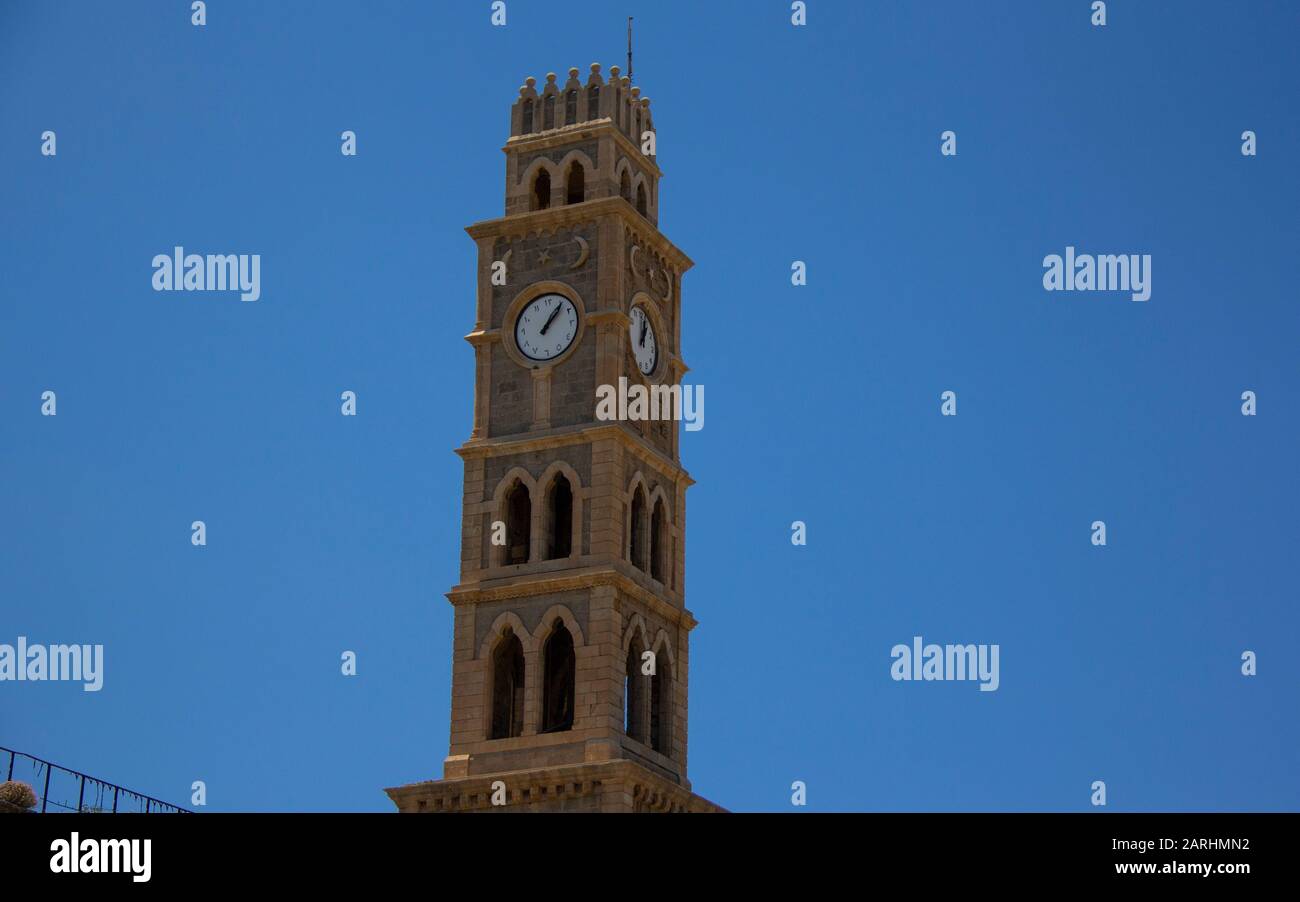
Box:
503, 119, 664, 180
447, 565, 698, 632
384, 759, 726, 813
455, 423, 694, 487
465, 197, 693, 272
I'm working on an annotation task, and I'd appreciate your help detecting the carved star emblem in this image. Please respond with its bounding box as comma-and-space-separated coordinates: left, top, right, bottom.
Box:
538, 248, 552, 266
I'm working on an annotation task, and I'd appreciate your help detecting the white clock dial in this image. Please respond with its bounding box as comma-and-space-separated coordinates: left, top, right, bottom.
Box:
629, 305, 658, 376
515, 293, 578, 362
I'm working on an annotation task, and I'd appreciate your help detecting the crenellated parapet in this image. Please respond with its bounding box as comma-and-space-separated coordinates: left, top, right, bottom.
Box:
510, 63, 655, 152
503, 64, 660, 225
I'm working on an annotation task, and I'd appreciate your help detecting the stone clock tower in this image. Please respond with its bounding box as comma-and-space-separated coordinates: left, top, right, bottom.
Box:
385, 64, 722, 812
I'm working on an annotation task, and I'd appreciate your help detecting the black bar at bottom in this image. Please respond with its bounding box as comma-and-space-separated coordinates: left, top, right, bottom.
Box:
0, 812, 1284, 888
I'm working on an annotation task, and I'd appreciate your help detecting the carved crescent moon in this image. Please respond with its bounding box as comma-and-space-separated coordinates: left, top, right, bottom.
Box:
629, 244, 641, 274
569, 236, 589, 270
652, 267, 670, 301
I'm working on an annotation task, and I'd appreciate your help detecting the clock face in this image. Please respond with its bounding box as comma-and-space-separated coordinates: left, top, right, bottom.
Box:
629, 305, 658, 376
515, 293, 578, 362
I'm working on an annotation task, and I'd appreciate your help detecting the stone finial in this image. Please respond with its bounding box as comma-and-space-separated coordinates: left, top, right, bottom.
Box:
609, 65, 621, 81
546, 72, 558, 84
631, 86, 641, 99
569, 67, 579, 78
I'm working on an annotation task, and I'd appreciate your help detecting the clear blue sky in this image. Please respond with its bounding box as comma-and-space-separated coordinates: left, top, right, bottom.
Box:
2, 1, 1298, 812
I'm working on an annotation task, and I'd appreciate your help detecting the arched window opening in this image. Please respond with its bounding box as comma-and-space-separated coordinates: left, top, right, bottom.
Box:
565, 162, 585, 205
505, 480, 531, 565
546, 474, 573, 560
586, 84, 600, 120
489, 628, 525, 739
543, 94, 555, 130
650, 499, 666, 583
619, 169, 632, 203
541, 620, 575, 733
636, 182, 648, 217
565, 90, 577, 125
624, 637, 647, 743
532, 169, 551, 211
629, 486, 646, 570
522, 98, 534, 134
650, 650, 672, 755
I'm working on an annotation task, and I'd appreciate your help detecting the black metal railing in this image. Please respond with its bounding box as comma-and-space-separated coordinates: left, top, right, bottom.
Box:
2, 746, 191, 814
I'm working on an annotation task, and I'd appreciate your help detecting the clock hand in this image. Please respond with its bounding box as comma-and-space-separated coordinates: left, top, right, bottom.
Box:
540, 303, 562, 335
639, 319, 648, 347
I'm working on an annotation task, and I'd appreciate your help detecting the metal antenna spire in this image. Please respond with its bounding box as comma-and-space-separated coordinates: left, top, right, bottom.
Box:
627, 16, 633, 80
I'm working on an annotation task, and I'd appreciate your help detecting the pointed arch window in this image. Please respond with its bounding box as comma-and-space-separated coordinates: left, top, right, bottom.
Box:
586, 84, 600, 120
636, 182, 648, 217
565, 90, 577, 125
650, 498, 666, 583
532, 169, 551, 211
619, 169, 632, 203
629, 486, 647, 570
504, 480, 531, 565
541, 620, 575, 733
565, 161, 585, 205
543, 93, 555, 130
489, 628, 525, 739
650, 649, 672, 755
522, 98, 534, 133
546, 474, 573, 560
624, 636, 647, 743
